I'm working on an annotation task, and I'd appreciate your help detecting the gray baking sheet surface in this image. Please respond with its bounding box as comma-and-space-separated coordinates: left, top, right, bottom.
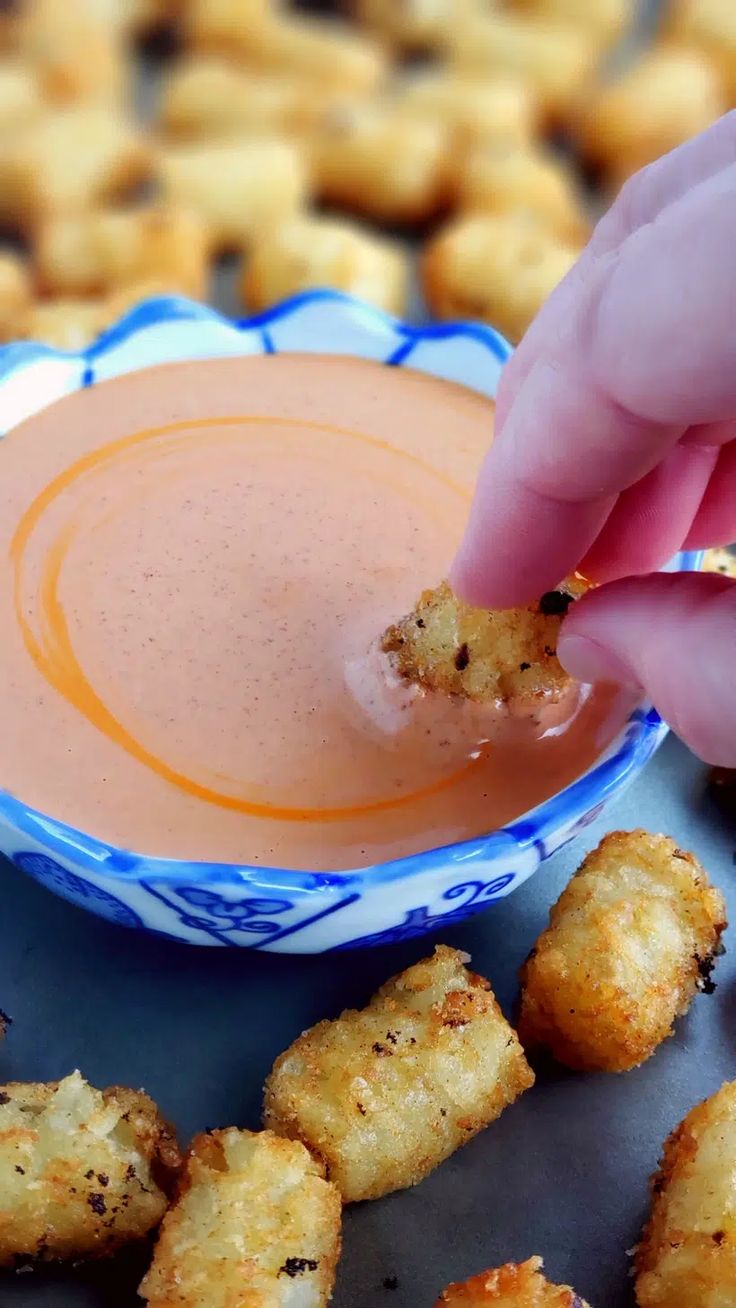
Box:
1, 732, 735, 1307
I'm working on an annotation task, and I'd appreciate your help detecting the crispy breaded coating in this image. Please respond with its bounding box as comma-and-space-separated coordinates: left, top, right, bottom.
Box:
188, 5, 387, 96
665, 0, 736, 102
396, 69, 538, 153
703, 547, 736, 579
455, 142, 590, 244
159, 56, 331, 141
242, 214, 407, 316
519, 831, 726, 1074
0, 1070, 180, 1267
139, 1128, 341, 1308
423, 213, 580, 342
0, 61, 43, 132
576, 48, 726, 187
157, 137, 308, 253
311, 100, 449, 226
11, 0, 128, 106
352, 0, 483, 53
264, 945, 533, 1204
35, 205, 210, 299
0, 107, 151, 229
381, 577, 589, 709
436, 1256, 591, 1305
636, 1081, 736, 1307
447, 13, 599, 124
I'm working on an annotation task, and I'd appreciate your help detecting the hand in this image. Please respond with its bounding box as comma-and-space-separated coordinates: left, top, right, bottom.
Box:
450, 114, 736, 765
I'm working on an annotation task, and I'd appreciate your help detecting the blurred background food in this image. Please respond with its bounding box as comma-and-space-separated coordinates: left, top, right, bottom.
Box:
0, 0, 733, 350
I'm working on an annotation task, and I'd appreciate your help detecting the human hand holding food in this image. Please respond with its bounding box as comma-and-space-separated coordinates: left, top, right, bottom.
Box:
451, 114, 736, 766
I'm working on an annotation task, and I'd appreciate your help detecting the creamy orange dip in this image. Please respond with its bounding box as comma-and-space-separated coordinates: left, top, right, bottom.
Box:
0, 354, 628, 871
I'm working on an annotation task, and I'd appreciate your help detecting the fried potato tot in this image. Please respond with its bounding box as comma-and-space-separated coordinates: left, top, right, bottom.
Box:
312, 101, 449, 225
0, 107, 151, 229
455, 141, 589, 243
11, 0, 128, 106
242, 214, 407, 316
139, 1128, 341, 1308
0, 1070, 180, 1267
382, 577, 588, 710
159, 56, 332, 141
351, 0, 486, 53
636, 1081, 736, 1306
157, 138, 308, 253
436, 1255, 591, 1305
703, 547, 736, 579
36, 205, 210, 299
576, 48, 726, 186
665, 0, 736, 103
395, 70, 539, 152
423, 212, 579, 342
188, 5, 387, 97
448, 13, 599, 124
0, 250, 32, 343
264, 945, 534, 1204
0, 61, 43, 131
508, 0, 632, 48
519, 831, 727, 1074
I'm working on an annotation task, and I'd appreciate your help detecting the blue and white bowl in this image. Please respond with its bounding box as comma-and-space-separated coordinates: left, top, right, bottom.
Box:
0, 291, 697, 952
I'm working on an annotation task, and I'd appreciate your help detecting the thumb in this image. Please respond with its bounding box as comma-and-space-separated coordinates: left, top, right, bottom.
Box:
558, 572, 736, 766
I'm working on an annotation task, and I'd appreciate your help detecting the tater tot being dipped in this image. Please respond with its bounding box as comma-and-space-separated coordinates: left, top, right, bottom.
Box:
0, 1071, 181, 1268
436, 1256, 592, 1305
636, 1081, 736, 1307
519, 831, 726, 1073
264, 945, 534, 1204
139, 1128, 341, 1308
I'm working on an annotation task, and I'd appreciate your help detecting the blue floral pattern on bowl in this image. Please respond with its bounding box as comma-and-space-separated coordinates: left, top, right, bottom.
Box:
0, 291, 699, 952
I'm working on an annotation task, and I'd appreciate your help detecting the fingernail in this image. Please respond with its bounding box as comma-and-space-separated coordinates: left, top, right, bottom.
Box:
558, 634, 641, 687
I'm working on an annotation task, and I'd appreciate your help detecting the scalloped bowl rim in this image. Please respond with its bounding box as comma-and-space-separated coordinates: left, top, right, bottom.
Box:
0, 289, 698, 894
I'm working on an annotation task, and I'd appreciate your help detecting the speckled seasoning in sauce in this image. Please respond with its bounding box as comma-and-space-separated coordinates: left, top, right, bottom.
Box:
0, 354, 630, 871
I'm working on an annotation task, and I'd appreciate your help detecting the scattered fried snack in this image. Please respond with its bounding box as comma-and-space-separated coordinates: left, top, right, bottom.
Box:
11, 0, 128, 106
264, 945, 534, 1204
665, 0, 736, 103
455, 141, 589, 243
381, 576, 588, 709
423, 212, 579, 341
0, 250, 32, 343
157, 137, 308, 253
352, 0, 483, 53
436, 1255, 591, 1305
139, 1128, 341, 1308
509, 0, 633, 48
0, 1070, 180, 1268
395, 69, 539, 152
635, 1081, 736, 1307
0, 61, 43, 132
703, 547, 736, 578
311, 101, 449, 225
20, 298, 109, 350
36, 205, 210, 299
188, 5, 387, 97
519, 830, 727, 1074
0, 107, 151, 229
242, 214, 407, 316
448, 13, 599, 125
159, 55, 333, 141
576, 48, 726, 186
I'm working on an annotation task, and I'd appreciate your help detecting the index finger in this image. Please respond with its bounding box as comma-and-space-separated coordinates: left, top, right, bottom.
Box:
452, 161, 736, 608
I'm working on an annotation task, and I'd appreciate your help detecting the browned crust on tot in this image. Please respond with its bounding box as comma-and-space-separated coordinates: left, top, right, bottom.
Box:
436, 1254, 591, 1304
381, 576, 589, 707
